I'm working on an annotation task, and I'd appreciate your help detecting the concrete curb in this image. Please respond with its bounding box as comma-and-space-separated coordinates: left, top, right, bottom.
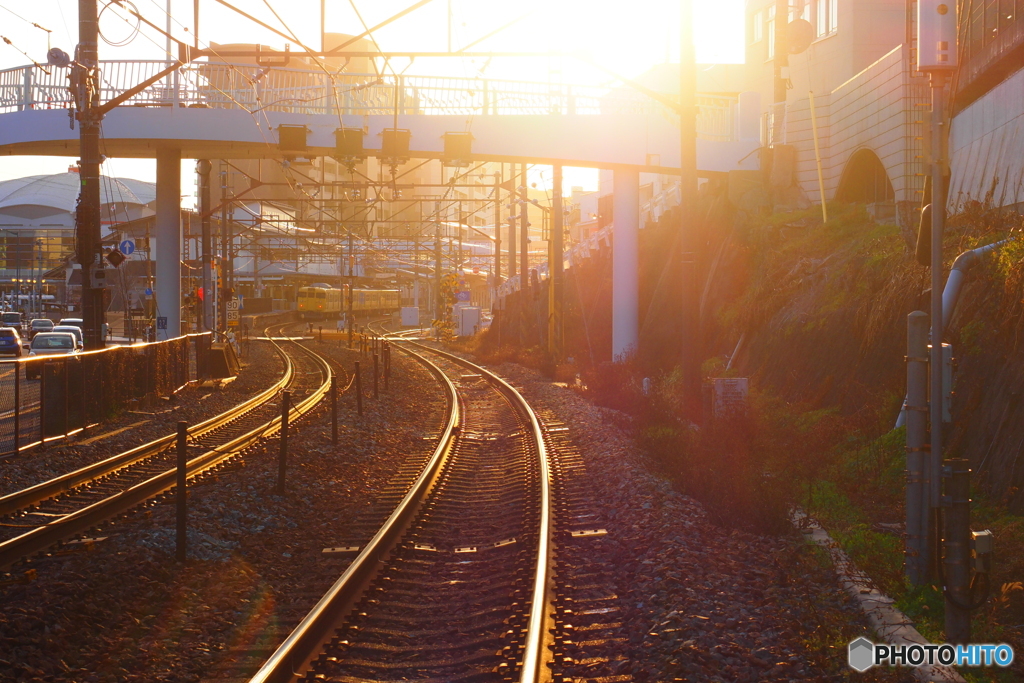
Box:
793, 511, 965, 682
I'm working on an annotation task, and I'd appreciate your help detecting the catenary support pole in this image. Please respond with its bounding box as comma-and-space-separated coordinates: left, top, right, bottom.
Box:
220, 164, 229, 333
520, 163, 529, 336
905, 311, 929, 585
494, 168, 502, 282
680, 0, 699, 390
612, 168, 639, 359
508, 163, 517, 290
198, 160, 214, 332
435, 226, 443, 334
347, 232, 354, 348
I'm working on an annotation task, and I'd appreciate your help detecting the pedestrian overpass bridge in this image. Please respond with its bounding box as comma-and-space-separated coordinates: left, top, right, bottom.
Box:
0, 60, 760, 171
0, 60, 763, 355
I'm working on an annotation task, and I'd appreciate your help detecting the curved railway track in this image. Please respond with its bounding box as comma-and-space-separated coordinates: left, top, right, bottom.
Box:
0, 323, 334, 571
249, 332, 553, 683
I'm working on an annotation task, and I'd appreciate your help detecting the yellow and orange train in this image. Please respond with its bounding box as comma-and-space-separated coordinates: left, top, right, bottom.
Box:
297, 284, 401, 320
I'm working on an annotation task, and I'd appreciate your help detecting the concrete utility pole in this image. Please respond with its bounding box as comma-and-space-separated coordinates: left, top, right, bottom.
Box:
548, 165, 564, 359
679, 0, 700, 392
76, 0, 106, 351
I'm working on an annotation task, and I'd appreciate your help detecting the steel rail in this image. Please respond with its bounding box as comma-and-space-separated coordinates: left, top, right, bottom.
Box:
0, 333, 334, 571
398, 340, 554, 683
0, 335, 295, 518
247, 342, 460, 683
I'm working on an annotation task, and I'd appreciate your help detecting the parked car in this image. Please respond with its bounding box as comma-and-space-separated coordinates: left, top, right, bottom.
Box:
1, 311, 23, 334
0, 326, 22, 357
57, 319, 84, 344
51, 325, 83, 348
26, 332, 80, 379
28, 318, 54, 339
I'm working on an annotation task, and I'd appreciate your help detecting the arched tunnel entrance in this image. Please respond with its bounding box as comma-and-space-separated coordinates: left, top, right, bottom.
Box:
835, 148, 895, 204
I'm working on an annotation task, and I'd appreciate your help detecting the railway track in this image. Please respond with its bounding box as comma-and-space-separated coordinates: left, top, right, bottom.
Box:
0, 324, 334, 571
248, 335, 554, 683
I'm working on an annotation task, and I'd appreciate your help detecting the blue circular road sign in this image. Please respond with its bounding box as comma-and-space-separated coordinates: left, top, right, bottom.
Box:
119, 239, 135, 255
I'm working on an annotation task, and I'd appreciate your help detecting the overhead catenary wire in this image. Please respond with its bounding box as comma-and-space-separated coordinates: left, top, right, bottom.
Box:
0, 4, 52, 34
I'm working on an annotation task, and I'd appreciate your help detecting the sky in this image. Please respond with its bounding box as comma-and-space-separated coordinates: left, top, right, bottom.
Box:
0, 0, 745, 196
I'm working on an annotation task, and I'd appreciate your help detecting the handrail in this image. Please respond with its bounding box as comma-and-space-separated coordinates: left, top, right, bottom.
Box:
0, 61, 738, 140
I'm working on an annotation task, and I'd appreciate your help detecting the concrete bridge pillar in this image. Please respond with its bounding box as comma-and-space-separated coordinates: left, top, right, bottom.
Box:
612, 167, 639, 360
155, 149, 181, 340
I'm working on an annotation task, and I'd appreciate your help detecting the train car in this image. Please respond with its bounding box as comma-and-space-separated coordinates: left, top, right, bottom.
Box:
298, 285, 401, 319
351, 288, 401, 316
297, 284, 343, 320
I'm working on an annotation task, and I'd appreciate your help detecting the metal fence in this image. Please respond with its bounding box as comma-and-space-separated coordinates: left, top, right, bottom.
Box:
0, 61, 739, 141
0, 333, 212, 457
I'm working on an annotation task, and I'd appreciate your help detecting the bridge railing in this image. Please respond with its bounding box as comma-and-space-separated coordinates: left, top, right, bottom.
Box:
0, 61, 738, 140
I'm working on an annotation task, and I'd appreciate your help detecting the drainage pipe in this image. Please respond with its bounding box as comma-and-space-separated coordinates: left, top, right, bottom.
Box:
895, 237, 1013, 429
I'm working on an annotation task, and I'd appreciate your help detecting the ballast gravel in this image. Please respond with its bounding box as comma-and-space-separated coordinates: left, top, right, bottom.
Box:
0, 341, 912, 682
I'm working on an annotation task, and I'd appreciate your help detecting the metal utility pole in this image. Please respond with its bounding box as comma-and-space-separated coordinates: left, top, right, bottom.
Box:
918, 0, 967, 638
679, 0, 700, 393
76, 0, 106, 351
197, 159, 213, 332
548, 165, 564, 359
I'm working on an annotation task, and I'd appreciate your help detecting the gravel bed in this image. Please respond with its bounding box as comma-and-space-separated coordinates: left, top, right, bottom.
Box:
488, 360, 910, 682
0, 342, 284, 497
0, 342, 444, 683
0, 342, 911, 682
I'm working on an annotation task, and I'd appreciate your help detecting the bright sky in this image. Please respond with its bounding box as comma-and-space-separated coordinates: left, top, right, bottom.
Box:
0, 0, 745, 195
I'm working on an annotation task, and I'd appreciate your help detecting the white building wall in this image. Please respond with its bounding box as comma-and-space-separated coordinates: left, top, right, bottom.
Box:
781, 44, 928, 206
950, 65, 1024, 209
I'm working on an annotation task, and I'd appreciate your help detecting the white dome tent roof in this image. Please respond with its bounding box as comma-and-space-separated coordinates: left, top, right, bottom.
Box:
0, 172, 155, 213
